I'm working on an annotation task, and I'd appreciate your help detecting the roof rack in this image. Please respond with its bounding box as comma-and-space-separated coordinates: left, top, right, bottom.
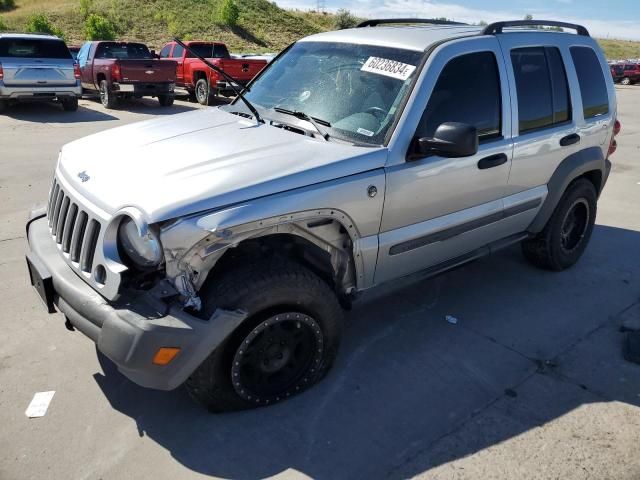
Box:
356, 18, 468, 28
482, 20, 590, 36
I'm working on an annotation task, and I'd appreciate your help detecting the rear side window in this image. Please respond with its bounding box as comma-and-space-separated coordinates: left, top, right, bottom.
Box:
511, 47, 571, 133
0, 38, 71, 59
159, 45, 172, 58
95, 42, 152, 60
416, 51, 502, 142
171, 45, 184, 58
570, 47, 609, 119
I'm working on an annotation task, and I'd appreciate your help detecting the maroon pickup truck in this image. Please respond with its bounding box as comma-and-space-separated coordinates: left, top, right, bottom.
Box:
76, 41, 177, 108
159, 41, 266, 105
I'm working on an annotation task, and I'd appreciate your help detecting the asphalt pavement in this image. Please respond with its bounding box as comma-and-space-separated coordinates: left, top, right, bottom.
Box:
0, 89, 638, 480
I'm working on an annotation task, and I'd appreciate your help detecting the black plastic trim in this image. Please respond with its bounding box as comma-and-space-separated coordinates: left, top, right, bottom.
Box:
482, 20, 589, 37
357, 18, 468, 28
389, 198, 542, 255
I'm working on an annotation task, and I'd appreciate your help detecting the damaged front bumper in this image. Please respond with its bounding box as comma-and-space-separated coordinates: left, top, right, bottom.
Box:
25, 208, 246, 390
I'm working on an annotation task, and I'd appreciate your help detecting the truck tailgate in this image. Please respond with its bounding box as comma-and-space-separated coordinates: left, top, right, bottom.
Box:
216, 59, 266, 82
118, 59, 176, 83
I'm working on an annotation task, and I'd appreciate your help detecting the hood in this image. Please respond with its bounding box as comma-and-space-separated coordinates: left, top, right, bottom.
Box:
58, 108, 386, 223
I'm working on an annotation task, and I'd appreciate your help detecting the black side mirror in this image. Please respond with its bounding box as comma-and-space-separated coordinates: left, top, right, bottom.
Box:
411, 122, 478, 159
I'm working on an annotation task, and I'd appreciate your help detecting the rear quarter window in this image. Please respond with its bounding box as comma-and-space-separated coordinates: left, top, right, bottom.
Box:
570, 46, 609, 119
0, 38, 71, 59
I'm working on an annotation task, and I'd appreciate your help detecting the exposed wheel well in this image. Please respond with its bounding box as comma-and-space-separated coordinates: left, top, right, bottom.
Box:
578, 169, 602, 194
193, 71, 207, 83
198, 230, 355, 308
96, 73, 106, 83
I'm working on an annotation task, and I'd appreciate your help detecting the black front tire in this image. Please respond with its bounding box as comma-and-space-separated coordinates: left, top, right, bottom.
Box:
522, 178, 597, 271
158, 94, 174, 107
60, 96, 79, 111
185, 260, 343, 412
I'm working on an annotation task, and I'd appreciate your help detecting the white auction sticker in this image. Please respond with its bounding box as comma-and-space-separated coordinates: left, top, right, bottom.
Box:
361, 56, 416, 81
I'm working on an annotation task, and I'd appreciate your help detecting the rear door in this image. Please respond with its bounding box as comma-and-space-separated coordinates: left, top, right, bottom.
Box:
170, 43, 185, 84
499, 34, 615, 205
0, 37, 75, 87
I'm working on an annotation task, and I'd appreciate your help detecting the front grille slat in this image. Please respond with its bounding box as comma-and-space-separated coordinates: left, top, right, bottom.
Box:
51, 190, 65, 232
48, 185, 60, 228
55, 197, 70, 244
47, 181, 58, 221
80, 219, 100, 273
70, 211, 88, 263
62, 203, 78, 253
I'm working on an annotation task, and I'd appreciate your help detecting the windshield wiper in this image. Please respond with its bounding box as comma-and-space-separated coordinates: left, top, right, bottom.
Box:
173, 37, 263, 125
273, 107, 331, 141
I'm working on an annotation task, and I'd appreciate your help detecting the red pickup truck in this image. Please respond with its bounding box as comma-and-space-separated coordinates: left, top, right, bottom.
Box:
159, 41, 266, 105
77, 41, 177, 108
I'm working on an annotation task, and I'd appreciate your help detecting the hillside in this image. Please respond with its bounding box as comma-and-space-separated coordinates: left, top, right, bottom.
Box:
1, 0, 639, 58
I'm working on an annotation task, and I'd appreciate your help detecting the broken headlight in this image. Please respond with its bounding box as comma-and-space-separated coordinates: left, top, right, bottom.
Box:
118, 217, 163, 268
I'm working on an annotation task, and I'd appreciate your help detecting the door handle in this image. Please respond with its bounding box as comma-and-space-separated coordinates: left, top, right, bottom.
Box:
560, 133, 581, 147
477, 153, 508, 170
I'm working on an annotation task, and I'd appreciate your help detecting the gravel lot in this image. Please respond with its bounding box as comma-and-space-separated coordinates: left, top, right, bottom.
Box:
0, 88, 639, 480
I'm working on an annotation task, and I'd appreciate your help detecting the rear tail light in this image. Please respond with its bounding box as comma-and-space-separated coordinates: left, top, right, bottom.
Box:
73, 62, 81, 80
608, 118, 621, 157
111, 63, 121, 82
0, 63, 3, 81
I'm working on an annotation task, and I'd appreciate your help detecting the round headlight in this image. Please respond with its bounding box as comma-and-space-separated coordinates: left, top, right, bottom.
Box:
118, 217, 163, 267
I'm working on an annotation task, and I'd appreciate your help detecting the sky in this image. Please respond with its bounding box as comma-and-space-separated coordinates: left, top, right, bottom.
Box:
275, 0, 640, 40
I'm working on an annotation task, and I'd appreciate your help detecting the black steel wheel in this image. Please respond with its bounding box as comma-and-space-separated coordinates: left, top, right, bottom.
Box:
231, 312, 324, 405
559, 198, 590, 253
185, 259, 343, 412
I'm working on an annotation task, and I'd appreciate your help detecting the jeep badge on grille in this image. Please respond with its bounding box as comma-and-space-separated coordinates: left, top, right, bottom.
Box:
77, 171, 90, 182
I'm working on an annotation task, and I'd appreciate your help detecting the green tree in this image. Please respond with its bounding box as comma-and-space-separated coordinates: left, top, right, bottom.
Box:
217, 0, 240, 27
0, 0, 15, 13
0, 16, 6, 31
24, 14, 65, 39
84, 13, 117, 40
334, 8, 357, 29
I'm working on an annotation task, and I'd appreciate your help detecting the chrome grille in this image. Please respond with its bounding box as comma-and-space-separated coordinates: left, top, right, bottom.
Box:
46, 179, 101, 273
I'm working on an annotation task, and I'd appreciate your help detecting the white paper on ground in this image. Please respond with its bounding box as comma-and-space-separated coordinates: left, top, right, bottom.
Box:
25, 391, 55, 418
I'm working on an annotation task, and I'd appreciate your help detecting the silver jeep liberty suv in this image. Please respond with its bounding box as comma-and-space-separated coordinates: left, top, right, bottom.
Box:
26, 19, 619, 411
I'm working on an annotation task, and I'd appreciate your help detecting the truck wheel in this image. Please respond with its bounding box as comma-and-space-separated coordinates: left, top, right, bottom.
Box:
158, 94, 174, 107
60, 96, 78, 112
99, 80, 118, 109
195, 78, 213, 106
621, 77, 631, 85
187, 89, 197, 102
0, 99, 6, 113
185, 260, 343, 412
522, 178, 597, 271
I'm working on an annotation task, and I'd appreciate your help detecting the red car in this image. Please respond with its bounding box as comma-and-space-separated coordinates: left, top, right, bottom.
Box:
77, 41, 177, 108
159, 41, 266, 105
611, 63, 640, 85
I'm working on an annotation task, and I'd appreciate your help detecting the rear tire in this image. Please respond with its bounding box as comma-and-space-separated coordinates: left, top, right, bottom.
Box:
0, 99, 7, 113
621, 77, 631, 85
60, 96, 78, 111
158, 94, 174, 107
185, 259, 343, 412
195, 78, 214, 106
99, 80, 118, 109
522, 178, 597, 271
